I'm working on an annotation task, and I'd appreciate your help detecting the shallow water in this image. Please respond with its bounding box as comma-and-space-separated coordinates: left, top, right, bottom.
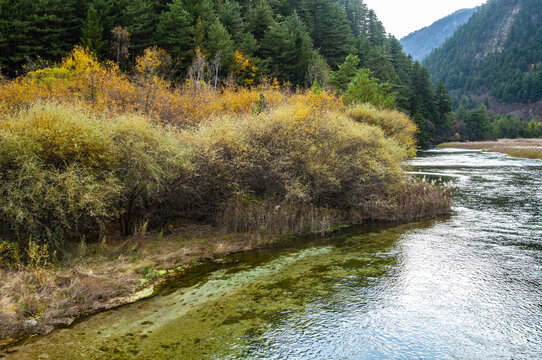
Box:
4, 149, 542, 359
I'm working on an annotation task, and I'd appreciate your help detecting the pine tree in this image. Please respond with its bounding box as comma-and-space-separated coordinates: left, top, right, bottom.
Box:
308, 0, 354, 68
343, 68, 396, 109
218, 0, 246, 46
0, 0, 38, 75
81, 4, 105, 57
156, 0, 194, 69
329, 54, 359, 92
248, 0, 275, 43
126, 0, 160, 57
261, 13, 313, 85
366, 47, 396, 83
205, 19, 236, 73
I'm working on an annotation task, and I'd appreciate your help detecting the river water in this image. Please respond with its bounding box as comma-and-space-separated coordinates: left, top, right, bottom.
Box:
4, 149, 542, 359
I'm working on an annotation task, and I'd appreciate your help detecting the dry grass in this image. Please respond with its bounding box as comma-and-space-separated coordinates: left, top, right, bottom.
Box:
0, 225, 276, 346
439, 139, 542, 159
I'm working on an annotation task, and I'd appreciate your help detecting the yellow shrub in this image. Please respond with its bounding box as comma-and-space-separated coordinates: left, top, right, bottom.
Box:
347, 104, 418, 157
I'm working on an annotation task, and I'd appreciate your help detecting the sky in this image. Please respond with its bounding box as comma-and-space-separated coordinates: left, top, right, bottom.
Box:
362, 0, 488, 39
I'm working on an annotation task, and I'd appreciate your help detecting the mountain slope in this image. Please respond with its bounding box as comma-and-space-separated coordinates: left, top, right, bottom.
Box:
424, 0, 542, 119
400, 7, 478, 62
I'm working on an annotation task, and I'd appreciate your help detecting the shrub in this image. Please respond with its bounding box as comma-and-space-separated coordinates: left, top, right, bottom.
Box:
347, 104, 418, 157
0, 102, 192, 253
183, 102, 408, 221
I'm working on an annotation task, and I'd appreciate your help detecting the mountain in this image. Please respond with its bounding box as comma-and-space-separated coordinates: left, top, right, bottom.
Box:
424, 0, 542, 120
400, 7, 478, 62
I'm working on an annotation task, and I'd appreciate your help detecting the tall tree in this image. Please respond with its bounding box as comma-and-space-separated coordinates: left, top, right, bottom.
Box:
0, 0, 38, 75
261, 13, 313, 85
126, 0, 160, 57
248, 0, 275, 42
81, 4, 105, 57
156, 0, 194, 69
308, 0, 354, 68
217, 0, 246, 46
205, 19, 236, 73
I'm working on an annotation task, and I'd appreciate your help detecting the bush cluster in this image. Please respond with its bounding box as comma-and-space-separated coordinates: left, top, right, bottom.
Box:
0, 48, 452, 260
0, 103, 191, 254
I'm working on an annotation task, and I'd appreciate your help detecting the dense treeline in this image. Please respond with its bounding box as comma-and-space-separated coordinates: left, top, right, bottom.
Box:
450, 103, 542, 141
425, 0, 542, 105
0, 0, 450, 147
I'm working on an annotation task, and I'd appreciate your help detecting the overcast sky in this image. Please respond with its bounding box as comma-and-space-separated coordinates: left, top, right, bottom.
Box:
362, 0, 487, 39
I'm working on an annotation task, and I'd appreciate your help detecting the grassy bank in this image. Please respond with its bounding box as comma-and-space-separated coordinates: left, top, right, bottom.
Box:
0, 48, 452, 343
438, 139, 542, 159
0, 225, 280, 347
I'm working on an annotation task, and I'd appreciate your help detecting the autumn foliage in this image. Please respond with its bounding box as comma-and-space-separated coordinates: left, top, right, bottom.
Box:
0, 47, 451, 260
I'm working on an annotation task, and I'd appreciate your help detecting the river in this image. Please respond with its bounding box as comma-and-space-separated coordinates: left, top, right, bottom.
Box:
3, 149, 542, 359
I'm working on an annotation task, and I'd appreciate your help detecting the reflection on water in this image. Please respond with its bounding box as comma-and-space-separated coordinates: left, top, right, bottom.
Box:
5, 149, 542, 359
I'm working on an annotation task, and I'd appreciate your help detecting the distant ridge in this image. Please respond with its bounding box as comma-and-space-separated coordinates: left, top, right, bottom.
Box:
400, 7, 478, 62
424, 0, 542, 120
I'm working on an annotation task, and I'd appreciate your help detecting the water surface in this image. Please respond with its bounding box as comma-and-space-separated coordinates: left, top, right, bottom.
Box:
5, 149, 542, 359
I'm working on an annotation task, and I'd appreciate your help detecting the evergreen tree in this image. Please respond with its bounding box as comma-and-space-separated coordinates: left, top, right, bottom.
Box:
434, 80, 452, 124
81, 4, 105, 57
205, 19, 236, 73
366, 47, 396, 83
329, 54, 359, 92
156, 0, 194, 69
248, 0, 275, 42
261, 13, 313, 85
217, 0, 246, 46
0, 0, 38, 75
308, 0, 354, 68
194, 17, 205, 49
464, 104, 492, 141
126, 0, 160, 57
343, 68, 396, 109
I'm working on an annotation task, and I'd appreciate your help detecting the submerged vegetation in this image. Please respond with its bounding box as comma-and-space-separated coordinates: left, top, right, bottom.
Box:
0, 47, 452, 343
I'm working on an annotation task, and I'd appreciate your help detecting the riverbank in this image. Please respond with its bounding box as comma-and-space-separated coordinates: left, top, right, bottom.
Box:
438, 139, 542, 159
0, 224, 282, 348
0, 48, 453, 347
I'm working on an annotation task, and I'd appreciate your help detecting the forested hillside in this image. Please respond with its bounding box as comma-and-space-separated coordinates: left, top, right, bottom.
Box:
0, 0, 451, 146
400, 7, 478, 62
424, 0, 542, 119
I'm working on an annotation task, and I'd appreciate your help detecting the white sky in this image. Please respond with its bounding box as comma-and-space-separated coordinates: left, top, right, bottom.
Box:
362, 0, 488, 39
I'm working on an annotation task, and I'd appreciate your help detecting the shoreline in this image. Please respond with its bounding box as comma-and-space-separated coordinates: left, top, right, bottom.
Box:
0, 225, 281, 350
438, 139, 542, 159
0, 215, 454, 351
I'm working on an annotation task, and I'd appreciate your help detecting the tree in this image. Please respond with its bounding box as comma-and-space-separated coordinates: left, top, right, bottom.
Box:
248, 0, 275, 43
205, 19, 235, 74
126, 0, 160, 57
218, 0, 246, 46
261, 13, 313, 85
110, 26, 130, 65
81, 4, 105, 57
434, 80, 453, 133
0, 0, 38, 75
366, 47, 396, 83
329, 54, 359, 92
343, 68, 396, 109
462, 104, 492, 141
309, 0, 354, 68
156, 0, 194, 70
